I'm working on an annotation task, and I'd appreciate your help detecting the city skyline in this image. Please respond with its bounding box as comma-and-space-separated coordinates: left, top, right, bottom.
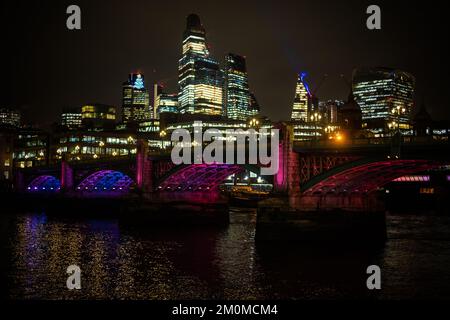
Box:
2, 0, 449, 127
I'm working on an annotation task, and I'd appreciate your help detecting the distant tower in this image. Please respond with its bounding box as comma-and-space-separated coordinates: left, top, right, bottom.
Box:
122, 73, 151, 125
224, 53, 252, 120
178, 14, 223, 116
291, 73, 311, 122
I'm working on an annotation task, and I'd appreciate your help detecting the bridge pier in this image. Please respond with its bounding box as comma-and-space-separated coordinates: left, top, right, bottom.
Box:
273, 124, 301, 199
13, 169, 24, 192
61, 155, 74, 191
136, 139, 153, 193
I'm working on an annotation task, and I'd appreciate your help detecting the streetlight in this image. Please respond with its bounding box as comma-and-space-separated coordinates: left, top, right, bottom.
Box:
160, 130, 167, 150
249, 118, 259, 128
390, 105, 406, 157
391, 106, 406, 135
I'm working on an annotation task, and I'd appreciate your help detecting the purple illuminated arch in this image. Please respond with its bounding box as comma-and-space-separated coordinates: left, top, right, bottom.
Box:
302, 159, 442, 195
158, 164, 245, 191
27, 175, 61, 192
77, 170, 135, 192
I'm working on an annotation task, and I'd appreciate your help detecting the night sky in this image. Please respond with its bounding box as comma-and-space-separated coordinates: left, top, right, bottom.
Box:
1, 0, 448, 127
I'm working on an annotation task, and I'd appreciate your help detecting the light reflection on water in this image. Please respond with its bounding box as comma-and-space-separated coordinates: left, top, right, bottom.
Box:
2, 210, 450, 299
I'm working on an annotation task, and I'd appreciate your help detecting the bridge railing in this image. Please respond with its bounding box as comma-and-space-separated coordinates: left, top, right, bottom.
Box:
294, 135, 449, 149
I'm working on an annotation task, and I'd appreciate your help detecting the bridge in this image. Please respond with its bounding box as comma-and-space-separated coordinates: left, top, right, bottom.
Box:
15, 124, 450, 211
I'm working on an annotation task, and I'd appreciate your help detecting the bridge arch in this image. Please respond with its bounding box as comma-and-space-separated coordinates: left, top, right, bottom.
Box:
76, 170, 135, 192
301, 158, 443, 195
157, 163, 263, 191
27, 175, 61, 192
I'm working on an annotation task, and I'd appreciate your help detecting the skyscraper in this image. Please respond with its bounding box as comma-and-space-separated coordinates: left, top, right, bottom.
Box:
291, 73, 311, 122
224, 53, 252, 120
352, 67, 415, 135
178, 14, 223, 116
122, 73, 151, 125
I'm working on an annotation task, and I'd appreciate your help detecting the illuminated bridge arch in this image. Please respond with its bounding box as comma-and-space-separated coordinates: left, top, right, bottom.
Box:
27, 175, 61, 192
77, 170, 135, 192
301, 158, 443, 195
158, 163, 261, 191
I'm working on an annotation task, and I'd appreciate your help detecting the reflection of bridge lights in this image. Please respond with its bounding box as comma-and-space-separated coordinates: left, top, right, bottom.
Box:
112, 152, 117, 156
93, 154, 98, 159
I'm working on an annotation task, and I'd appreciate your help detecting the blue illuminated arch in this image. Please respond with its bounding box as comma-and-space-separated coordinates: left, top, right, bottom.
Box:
27, 175, 61, 192
77, 170, 135, 192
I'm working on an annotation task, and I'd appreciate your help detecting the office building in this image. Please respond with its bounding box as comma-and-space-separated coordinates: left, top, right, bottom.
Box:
291, 73, 311, 122
224, 53, 252, 120
178, 14, 224, 116
122, 73, 151, 124
61, 107, 82, 130
81, 104, 116, 131
0, 108, 21, 128
352, 67, 415, 135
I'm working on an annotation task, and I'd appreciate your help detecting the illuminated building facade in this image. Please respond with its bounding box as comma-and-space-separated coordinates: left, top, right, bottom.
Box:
61, 107, 82, 130
291, 122, 323, 141
81, 104, 116, 131
224, 53, 252, 120
13, 129, 49, 168
0, 108, 21, 128
122, 73, 151, 124
0, 129, 14, 184
178, 14, 223, 116
352, 67, 415, 135
291, 73, 311, 122
51, 131, 138, 162
153, 84, 179, 118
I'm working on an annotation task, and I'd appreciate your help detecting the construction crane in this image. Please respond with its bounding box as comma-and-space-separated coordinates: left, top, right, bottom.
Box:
340, 74, 352, 90
308, 74, 328, 112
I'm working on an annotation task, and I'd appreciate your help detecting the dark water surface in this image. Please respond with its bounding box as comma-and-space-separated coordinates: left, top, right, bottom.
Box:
1, 209, 450, 300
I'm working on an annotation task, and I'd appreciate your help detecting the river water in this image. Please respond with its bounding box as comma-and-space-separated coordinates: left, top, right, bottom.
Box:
1, 208, 450, 300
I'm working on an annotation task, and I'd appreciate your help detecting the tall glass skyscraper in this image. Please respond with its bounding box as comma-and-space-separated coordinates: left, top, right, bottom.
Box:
223, 53, 253, 120
352, 67, 415, 135
291, 73, 311, 122
122, 73, 151, 124
178, 14, 223, 116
